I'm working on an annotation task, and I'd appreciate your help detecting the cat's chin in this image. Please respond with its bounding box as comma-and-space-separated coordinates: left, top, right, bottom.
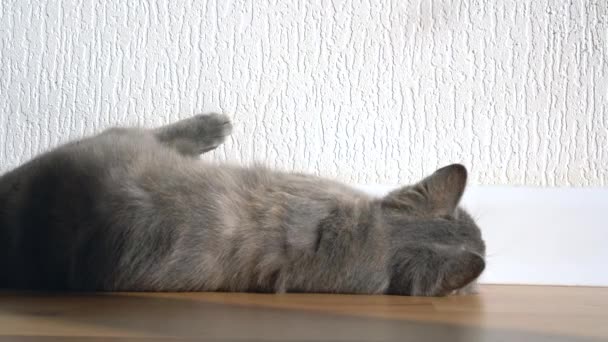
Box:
452, 281, 480, 296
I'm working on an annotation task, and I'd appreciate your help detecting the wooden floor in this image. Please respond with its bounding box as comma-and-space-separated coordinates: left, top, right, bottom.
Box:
0, 285, 606, 342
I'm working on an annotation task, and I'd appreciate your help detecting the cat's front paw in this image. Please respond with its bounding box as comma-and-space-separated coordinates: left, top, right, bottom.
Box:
192, 113, 233, 153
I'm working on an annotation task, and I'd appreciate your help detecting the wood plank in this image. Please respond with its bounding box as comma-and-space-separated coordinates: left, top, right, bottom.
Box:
0, 285, 606, 341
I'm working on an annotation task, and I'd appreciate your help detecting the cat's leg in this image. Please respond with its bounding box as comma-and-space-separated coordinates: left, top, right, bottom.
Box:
388, 244, 485, 296
153, 113, 233, 156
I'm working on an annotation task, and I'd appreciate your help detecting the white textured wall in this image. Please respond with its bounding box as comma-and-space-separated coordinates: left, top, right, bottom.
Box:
1, 0, 607, 186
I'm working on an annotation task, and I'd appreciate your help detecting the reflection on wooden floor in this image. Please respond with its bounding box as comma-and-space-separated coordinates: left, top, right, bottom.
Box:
0, 285, 606, 341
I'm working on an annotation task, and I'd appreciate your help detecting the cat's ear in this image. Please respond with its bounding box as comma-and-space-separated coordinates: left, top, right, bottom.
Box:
383, 164, 468, 216
439, 250, 485, 294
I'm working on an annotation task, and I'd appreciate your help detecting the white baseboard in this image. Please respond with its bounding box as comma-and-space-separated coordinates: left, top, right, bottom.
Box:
355, 185, 608, 287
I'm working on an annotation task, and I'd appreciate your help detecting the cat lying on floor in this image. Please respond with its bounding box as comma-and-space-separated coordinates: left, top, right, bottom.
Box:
0, 114, 485, 295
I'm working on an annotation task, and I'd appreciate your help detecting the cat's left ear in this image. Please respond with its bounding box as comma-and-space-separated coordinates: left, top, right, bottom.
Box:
383, 164, 468, 216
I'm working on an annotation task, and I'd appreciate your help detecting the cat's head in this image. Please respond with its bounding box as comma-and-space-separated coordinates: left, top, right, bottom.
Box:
379, 164, 485, 296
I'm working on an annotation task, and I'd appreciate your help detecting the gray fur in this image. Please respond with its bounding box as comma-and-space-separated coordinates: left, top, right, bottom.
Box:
0, 114, 485, 296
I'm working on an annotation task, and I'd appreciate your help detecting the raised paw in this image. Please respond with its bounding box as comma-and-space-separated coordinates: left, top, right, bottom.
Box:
155, 113, 233, 156
191, 113, 233, 152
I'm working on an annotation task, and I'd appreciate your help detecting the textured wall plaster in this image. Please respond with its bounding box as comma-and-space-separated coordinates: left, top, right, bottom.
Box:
1, 0, 607, 186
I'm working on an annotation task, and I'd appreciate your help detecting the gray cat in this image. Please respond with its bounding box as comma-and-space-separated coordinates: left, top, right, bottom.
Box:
0, 114, 485, 296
